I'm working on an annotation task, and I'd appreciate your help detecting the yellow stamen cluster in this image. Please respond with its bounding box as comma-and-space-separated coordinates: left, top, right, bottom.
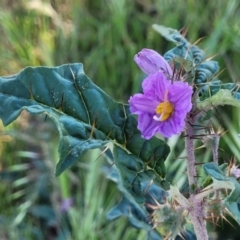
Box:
155, 102, 174, 121
154, 90, 174, 121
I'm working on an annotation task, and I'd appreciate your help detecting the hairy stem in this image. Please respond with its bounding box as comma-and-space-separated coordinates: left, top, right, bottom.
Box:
185, 115, 208, 239
189, 196, 208, 240
185, 119, 197, 190
212, 135, 219, 164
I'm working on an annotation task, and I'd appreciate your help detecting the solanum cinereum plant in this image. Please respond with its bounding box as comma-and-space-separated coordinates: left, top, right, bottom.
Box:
1, 25, 240, 239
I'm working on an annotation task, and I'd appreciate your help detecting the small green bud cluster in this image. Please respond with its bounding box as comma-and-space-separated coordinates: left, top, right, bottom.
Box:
152, 202, 186, 239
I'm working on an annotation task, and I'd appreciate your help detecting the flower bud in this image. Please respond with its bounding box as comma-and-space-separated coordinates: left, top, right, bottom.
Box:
134, 48, 172, 76
153, 205, 186, 239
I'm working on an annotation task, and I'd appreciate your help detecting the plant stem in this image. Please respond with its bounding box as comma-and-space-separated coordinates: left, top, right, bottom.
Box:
195, 180, 235, 201
189, 196, 208, 240
185, 119, 197, 190
168, 186, 190, 209
185, 115, 208, 240
212, 135, 219, 163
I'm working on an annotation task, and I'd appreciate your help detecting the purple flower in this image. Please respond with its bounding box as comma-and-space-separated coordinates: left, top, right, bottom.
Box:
134, 48, 173, 76
230, 163, 240, 178
60, 198, 73, 213
129, 49, 193, 139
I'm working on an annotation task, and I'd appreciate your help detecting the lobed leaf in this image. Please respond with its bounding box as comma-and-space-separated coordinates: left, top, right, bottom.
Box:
0, 63, 170, 202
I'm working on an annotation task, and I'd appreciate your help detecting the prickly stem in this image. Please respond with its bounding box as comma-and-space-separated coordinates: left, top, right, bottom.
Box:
185, 117, 197, 191
185, 112, 208, 240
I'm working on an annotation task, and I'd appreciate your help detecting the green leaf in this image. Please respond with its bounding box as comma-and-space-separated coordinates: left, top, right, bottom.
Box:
198, 81, 240, 101
152, 24, 219, 84
106, 165, 195, 239
197, 89, 240, 110
112, 145, 169, 203
172, 56, 194, 73
107, 196, 163, 240
107, 196, 151, 230
197, 109, 213, 122
225, 183, 240, 224
203, 162, 226, 181
204, 163, 240, 224
195, 61, 219, 84
202, 163, 228, 188
106, 165, 166, 239
152, 24, 186, 45
0, 63, 170, 201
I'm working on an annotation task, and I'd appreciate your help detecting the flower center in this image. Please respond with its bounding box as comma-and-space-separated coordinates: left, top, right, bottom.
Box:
154, 90, 174, 121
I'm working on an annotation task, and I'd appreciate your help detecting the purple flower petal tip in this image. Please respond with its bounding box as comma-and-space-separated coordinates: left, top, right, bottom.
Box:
134, 48, 173, 76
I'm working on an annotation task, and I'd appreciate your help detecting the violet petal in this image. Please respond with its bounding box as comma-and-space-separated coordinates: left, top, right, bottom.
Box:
134, 48, 173, 76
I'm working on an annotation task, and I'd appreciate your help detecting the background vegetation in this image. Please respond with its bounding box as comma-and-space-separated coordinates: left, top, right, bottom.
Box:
0, 0, 240, 239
